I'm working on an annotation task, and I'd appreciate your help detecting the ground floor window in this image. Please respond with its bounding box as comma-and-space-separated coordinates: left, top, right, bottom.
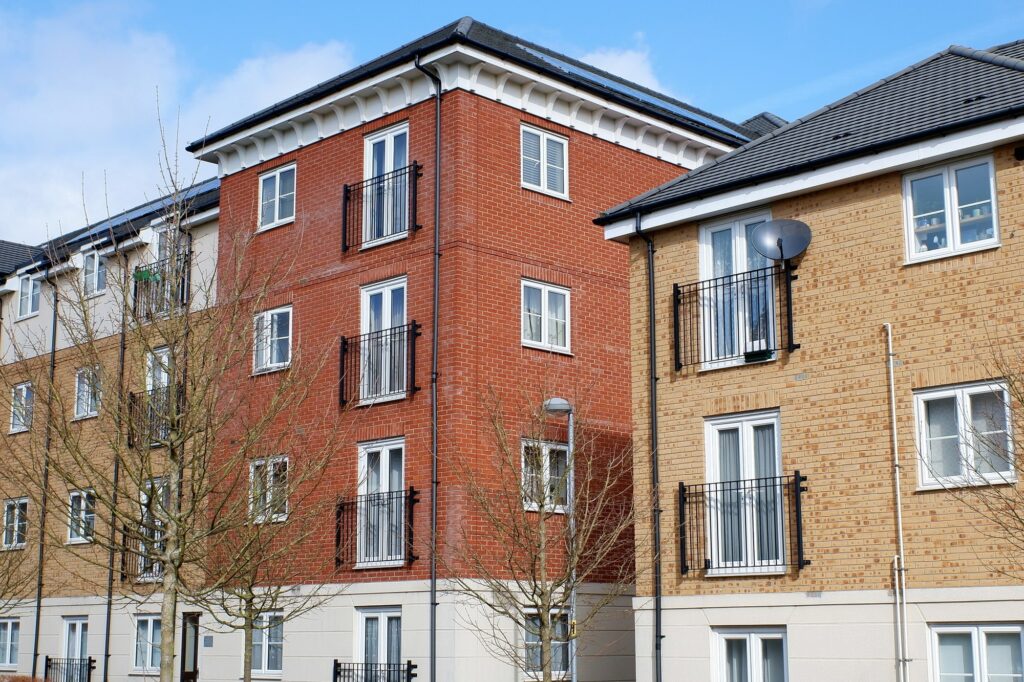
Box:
932, 624, 1023, 682
358, 609, 401, 666
134, 615, 161, 673
251, 612, 283, 676
0, 618, 18, 667
524, 612, 570, 678
714, 628, 787, 682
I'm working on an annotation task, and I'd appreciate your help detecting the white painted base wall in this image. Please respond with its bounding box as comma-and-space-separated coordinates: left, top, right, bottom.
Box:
4, 581, 634, 682
633, 585, 1024, 682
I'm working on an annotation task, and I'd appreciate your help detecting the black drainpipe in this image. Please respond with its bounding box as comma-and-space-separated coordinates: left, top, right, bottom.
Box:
31, 267, 58, 680
413, 53, 442, 682
635, 213, 663, 682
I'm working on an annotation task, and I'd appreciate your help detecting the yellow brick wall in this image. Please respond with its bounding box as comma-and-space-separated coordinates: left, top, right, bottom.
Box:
629, 142, 1024, 597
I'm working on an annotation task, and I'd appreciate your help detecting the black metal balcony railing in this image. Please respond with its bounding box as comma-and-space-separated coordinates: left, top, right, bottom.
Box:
44, 656, 96, 682
335, 488, 419, 568
343, 163, 422, 252
120, 520, 166, 583
678, 472, 809, 575
333, 661, 417, 682
127, 385, 181, 448
133, 251, 190, 320
339, 323, 421, 406
673, 264, 798, 370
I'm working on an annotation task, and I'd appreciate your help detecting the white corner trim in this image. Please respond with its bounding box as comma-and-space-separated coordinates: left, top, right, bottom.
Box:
604, 115, 1024, 241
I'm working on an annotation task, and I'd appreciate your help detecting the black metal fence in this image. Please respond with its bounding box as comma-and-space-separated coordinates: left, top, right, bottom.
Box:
333, 661, 417, 682
673, 264, 798, 369
678, 472, 809, 575
127, 385, 179, 447
335, 488, 419, 568
342, 163, 422, 252
133, 251, 190, 321
339, 323, 420, 406
44, 656, 95, 682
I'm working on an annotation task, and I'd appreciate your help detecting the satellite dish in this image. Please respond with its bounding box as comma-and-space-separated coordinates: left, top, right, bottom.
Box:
750, 219, 812, 261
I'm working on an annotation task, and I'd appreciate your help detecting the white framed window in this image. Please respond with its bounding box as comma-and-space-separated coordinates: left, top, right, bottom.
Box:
10, 382, 33, 433
258, 164, 296, 230
915, 382, 1013, 489
356, 608, 401, 666
359, 277, 408, 402
931, 624, 1023, 682
904, 156, 999, 263
524, 611, 570, 678
254, 306, 292, 373
522, 440, 569, 512
82, 252, 106, 296
74, 368, 100, 419
0, 618, 19, 668
2, 499, 27, 549
357, 439, 405, 566
521, 280, 570, 353
138, 479, 167, 582
68, 490, 96, 543
363, 123, 411, 246
16, 276, 40, 319
250, 456, 288, 523
250, 612, 283, 676
63, 616, 88, 661
521, 125, 568, 198
134, 615, 161, 673
713, 628, 787, 682
705, 410, 785, 575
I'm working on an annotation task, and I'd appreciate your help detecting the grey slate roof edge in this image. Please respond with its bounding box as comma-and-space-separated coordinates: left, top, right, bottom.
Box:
186, 17, 751, 154
0, 241, 43, 279
949, 45, 1024, 72
989, 38, 1024, 55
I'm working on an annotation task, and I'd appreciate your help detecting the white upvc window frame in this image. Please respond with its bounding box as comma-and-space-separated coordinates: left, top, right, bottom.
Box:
523, 610, 571, 679
711, 628, 788, 682
133, 615, 161, 674
138, 479, 167, 583
930, 623, 1024, 682
16, 275, 40, 320
250, 456, 289, 524
0, 618, 19, 668
253, 306, 293, 374
903, 155, 1000, 264
354, 607, 402, 665
82, 251, 107, 297
521, 439, 570, 513
249, 611, 284, 678
10, 382, 33, 434
257, 163, 297, 232
62, 616, 88, 661
914, 381, 1014, 490
521, 124, 569, 199
361, 122, 412, 249
358, 276, 409, 405
74, 367, 100, 419
2, 499, 27, 550
356, 438, 406, 568
67, 489, 96, 544
521, 279, 571, 354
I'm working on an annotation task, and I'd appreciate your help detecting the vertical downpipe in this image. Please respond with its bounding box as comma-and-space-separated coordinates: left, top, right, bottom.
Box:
635, 214, 663, 682
414, 53, 442, 682
884, 322, 910, 682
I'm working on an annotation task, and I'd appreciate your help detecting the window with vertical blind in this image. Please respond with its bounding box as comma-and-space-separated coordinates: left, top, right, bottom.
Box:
931, 625, 1023, 682
521, 279, 570, 353
714, 629, 787, 682
357, 609, 401, 666
521, 125, 568, 198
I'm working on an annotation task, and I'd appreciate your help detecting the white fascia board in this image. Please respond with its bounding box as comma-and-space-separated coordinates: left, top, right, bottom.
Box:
604, 115, 1024, 241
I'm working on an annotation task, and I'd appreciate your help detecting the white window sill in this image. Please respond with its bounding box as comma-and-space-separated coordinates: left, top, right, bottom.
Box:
244, 674, 283, 681
72, 413, 99, 422
252, 514, 288, 525
521, 184, 571, 203
917, 474, 1017, 492
252, 364, 291, 377
0, 666, 18, 672
705, 566, 787, 578
904, 240, 999, 266
354, 560, 406, 570
135, 575, 164, 585
8, 427, 29, 435
66, 538, 94, 546
129, 670, 161, 677
523, 503, 567, 515
84, 290, 106, 300
521, 341, 573, 356
357, 392, 407, 407
14, 312, 39, 323
698, 354, 777, 373
257, 218, 295, 233
0, 545, 24, 552
359, 232, 409, 251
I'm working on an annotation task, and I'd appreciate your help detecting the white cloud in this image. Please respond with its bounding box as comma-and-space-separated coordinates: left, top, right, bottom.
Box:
0, 3, 354, 246
579, 33, 668, 93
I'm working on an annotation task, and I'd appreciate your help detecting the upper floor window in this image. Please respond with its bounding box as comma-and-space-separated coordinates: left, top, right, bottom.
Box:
17, 276, 40, 319
83, 252, 107, 296
134, 615, 161, 673
250, 612, 284, 676
521, 125, 567, 198
359, 278, 408, 402
10, 383, 33, 434
75, 367, 100, 419
356, 438, 406, 566
904, 156, 998, 262
522, 440, 569, 512
250, 456, 288, 523
68, 490, 96, 543
0, 618, 19, 667
2, 499, 27, 549
915, 382, 1013, 489
521, 280, 570, 354
524, 612, 569, 677
931, 624, 1022, 682
254, 306, 292, 373
258, 164, 296, 231
363, 124, 410, 246
713, 628, 787, 682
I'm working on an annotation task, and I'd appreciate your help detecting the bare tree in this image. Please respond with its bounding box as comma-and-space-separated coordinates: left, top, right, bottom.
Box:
442, 388, 635, 682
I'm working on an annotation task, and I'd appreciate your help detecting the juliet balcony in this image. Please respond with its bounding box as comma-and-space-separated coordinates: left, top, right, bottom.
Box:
332, 661, 418, 682
126, 385, 181, 448
335, 488, 419, 569
342, 163, 422, 252
339, 323, 421, 407
133, 250, 190, 321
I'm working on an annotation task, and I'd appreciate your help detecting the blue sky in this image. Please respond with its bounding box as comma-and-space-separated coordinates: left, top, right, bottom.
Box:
2, 0, 1023, 243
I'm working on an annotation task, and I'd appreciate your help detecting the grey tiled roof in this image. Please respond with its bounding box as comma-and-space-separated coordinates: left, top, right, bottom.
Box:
186, 17, 751, 153
0, 241, 42, 278
597, 40, 1024, 225
740, 112, 788, 138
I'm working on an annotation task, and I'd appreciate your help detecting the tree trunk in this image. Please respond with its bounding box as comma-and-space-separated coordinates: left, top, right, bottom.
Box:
159, 569, 179, 682
242, 599, 254, 682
